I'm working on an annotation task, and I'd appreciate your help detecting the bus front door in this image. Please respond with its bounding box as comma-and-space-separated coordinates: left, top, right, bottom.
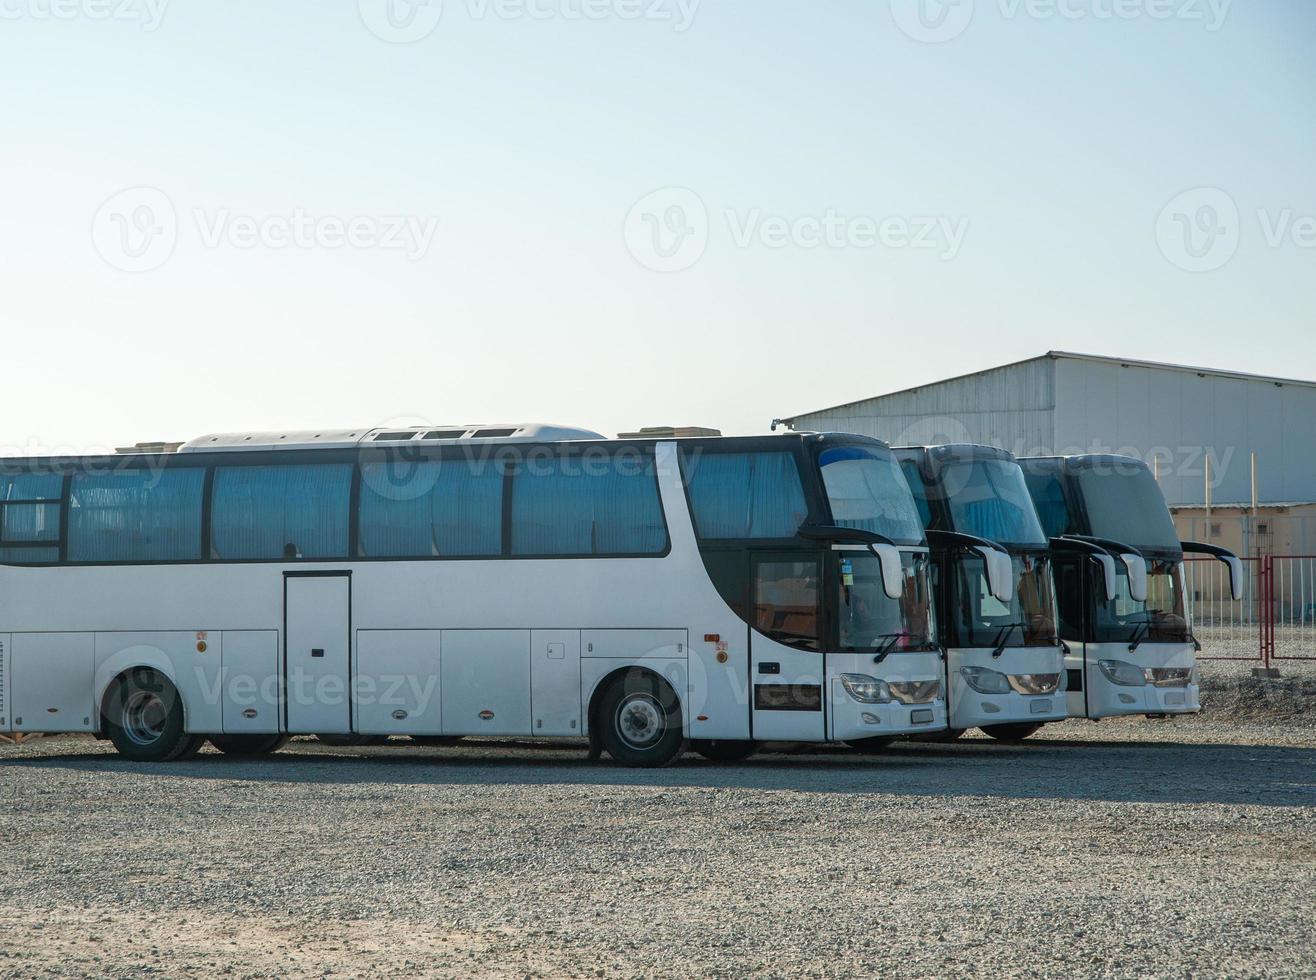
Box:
749, 554, 827, 741
284, 572, 352, 734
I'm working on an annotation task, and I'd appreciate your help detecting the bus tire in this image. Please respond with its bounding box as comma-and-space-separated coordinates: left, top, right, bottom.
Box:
847, 736, 896, 753
315, 734, 388, 747
209, 734, 290, 756
598, 671, 684, 768
912, 728, 964, 743
982, 723, 1042, 742
102, 668, 195, 762
692, 739, 758, 763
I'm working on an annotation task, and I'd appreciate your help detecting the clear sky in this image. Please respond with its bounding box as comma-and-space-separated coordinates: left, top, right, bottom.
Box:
0, 0, 1312, 454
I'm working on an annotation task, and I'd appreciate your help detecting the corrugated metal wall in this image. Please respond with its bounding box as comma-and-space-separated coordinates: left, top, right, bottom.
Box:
787, 354, 1316, 507
1053, 358, 1316, 506
787, 358, 1056, 453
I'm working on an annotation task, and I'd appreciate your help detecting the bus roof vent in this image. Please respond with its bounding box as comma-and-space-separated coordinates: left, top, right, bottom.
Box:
178, 424, 608, 452
617, 426, 723, 439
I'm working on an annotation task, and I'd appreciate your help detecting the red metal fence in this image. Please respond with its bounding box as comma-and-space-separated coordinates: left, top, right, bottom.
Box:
1185, 556, 1316, 667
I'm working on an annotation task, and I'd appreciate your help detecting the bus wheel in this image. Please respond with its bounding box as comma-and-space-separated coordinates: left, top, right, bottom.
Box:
103, 669, 197, 762
692, 739, 758, 763
209, 734, 290, 756
982, 723, 1042, 742
315, 734, 388, 747
598, 671, 684, 768
847, 736, 896, 753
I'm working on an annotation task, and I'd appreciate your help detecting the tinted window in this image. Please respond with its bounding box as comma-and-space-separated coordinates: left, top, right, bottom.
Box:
212, 464, 352, 559
898, 459, 934, 529
819, 447, 925, 545
68, 468, 205, 562
755, 558, 821, 651
938, 459, 1046, 547
511, 454, 667, 556
359, 459, 503, 557
683, 451, 808, 539
0, 472, 63, 554
1022, 468, 1072, 540
1074, 461, 1179, 552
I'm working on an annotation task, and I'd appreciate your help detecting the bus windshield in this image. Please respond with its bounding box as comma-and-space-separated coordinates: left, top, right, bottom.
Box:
1074, 461, 1179, 553
1092, 559, 1189, 644
939, 458, 1047, 547
819, 447, 925, 546
949, 553, 1057, 649
836, 551, 937, 653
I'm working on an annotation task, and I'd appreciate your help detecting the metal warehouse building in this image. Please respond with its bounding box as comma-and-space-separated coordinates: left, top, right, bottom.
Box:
777, 352, 1316, 557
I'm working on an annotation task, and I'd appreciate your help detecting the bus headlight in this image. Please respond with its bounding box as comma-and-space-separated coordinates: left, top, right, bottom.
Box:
1145, 667, 1193, 688
1007, 673, 1061, 695
1098, 659, 1147, 687
841, 674, 894, 704
889, 679, 942, 704
960, 666, 1012, 695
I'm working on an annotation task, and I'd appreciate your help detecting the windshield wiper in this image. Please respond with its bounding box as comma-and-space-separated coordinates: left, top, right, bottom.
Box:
870, 633, 905, 664
991, 623, 1023, 658
1127, 621, 1149, 652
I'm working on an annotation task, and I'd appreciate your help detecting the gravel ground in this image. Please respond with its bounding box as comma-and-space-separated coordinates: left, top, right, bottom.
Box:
1, 715, 1314, 979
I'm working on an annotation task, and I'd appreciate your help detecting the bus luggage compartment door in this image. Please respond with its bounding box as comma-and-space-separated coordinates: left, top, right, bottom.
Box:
284, 573, 352, 734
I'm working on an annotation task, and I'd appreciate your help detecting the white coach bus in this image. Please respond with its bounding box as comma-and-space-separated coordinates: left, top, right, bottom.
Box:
0, 425, 945, 767
896, 446, 1067, 741
1019, 455, 1242, 721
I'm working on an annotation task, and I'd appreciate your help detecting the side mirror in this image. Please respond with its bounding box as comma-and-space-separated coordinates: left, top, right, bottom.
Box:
974, 546, 1015, 604
1121, 554, 1148, 603
1093, 553, 1118, 602
868, 543, 905, 601
1222, 554, 1245, 601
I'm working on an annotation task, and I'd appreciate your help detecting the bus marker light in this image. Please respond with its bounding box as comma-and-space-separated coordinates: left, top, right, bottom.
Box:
696, 715, 709, 722
479, 710, 495, 720
716, 651, 728, 664
910, 709, 934, 725
196, 641, 207, 653
392, 709, 408, 720
704, 634, 720, 643
242, 709, 258, 719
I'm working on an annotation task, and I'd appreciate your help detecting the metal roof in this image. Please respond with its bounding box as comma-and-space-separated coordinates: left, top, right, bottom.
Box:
777, 351, 1316, 424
